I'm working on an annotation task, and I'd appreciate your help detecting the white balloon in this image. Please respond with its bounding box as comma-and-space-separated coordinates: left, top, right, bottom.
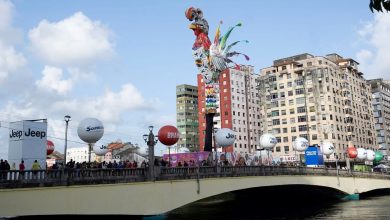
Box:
215, 128, 236, 147
77, 118, 104, 143
321, 142, 335, 156
357, 148, 367, 160
93, 144, 109, 156
366, 149, 375, 161
259, 133, 277, 150
293, 137, 309, 152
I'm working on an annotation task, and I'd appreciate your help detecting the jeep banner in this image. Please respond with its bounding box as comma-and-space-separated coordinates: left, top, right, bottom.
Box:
8, 120, 48, 170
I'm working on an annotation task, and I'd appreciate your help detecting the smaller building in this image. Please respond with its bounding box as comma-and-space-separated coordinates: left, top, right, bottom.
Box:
176, 84, 199, 152
368, 78, 390, 161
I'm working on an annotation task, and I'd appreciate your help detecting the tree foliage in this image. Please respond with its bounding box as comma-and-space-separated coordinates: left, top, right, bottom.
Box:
369, 0, 390, 12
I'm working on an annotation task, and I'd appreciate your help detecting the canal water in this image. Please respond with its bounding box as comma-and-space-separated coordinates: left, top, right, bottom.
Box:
160, 186, 390, 220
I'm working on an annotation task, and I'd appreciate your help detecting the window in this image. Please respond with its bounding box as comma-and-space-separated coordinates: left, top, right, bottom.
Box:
296, 97, 305, 104
298, 116, 307, 122
290, 108, 295, 114
283, 137, 288, 142
291, 127, 296, 132
275, 146, 281, 152
297, 106, 306, 113
281, 110, 286, 115
289, 99, 294, 105
272, 119, 280, 125
298, 125, 308, 131
284, 146, 290, 153
271, 110, 279, 117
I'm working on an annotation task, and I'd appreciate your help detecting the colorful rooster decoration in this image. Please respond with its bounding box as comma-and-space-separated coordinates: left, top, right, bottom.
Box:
185, 7, 249, 152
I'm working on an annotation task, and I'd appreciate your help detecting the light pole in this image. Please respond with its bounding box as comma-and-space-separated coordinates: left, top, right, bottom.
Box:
64, 115, 71, 168
143, 126, 158, 181
168, 145, 171, 167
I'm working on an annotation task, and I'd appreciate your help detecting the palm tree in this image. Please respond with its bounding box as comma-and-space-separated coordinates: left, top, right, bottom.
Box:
369, 0, 390, 12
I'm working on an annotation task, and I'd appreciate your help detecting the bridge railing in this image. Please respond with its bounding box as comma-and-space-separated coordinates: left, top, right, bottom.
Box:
1, 166, 390, 189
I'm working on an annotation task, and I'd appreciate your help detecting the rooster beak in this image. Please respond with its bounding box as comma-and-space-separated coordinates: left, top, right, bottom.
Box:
189, 23, 197, 30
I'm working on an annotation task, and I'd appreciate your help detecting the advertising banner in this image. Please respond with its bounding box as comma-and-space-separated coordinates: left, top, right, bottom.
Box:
163, 152, 211, 167
8, 120, 47, 170
305, 146, 324, 167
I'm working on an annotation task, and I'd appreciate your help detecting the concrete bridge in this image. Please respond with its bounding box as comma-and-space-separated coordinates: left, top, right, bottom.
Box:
0, 166, 390, 217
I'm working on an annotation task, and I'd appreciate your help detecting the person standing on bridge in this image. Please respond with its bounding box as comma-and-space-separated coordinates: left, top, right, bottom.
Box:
31, 160, 41, 179
19, 160, 25, 180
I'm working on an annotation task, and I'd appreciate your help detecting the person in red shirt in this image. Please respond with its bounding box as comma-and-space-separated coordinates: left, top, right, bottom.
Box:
19, 160, 25, 180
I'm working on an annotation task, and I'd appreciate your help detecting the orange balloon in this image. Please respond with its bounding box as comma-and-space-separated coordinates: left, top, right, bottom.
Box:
347, 147, 357, 159
158, 125, 180, 146
47, 140, 55, 155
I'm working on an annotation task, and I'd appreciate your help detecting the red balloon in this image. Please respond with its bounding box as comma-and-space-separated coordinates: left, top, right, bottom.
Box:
47, 140, 55, 155
347, 147, 357, 159
158, 125, 180, 146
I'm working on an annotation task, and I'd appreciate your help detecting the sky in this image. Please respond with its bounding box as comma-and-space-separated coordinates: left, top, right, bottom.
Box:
0, 0, 389, 159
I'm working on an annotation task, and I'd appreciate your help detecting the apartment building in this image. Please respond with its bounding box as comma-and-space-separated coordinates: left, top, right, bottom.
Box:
197, 65, 261, 154
176, 84, 199, 152
368, 78, 390, 160
259, 53, 376, 163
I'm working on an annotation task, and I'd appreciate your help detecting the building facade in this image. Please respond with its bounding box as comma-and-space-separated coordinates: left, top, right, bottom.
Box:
198, 66, 261, 154
176, 84, 199, 152
368, 78, 390, 160
259, 53, 376, 163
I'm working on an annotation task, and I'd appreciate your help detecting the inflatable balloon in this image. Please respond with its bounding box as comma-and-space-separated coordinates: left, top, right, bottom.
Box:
366, 149, 375, 161
347, 147, 358, 159
93, 144, 108, 156
215, 128, 235, 147
356, 148, 367, 160
158, 125, 180, 146
77, 118, 104, 143
375, 151, 384, 162
259, 133, 277, 150
321, 142, 335, 156
293, 137, 309, 152
47, 140, 54, 155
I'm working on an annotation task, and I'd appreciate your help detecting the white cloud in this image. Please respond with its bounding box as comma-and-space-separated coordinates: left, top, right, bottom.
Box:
0, 0, 26, 84
29, 11, 114, 66
50, 83, 152, 122
356, 13, 390, 79
0, 0, 12, 31
36, 66, 73, 95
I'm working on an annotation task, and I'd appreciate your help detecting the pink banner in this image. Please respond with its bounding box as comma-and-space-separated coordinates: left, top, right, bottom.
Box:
163, 152, 211, 167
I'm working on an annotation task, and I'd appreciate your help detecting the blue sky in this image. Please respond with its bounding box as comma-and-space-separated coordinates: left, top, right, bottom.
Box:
0, 0, 388, 159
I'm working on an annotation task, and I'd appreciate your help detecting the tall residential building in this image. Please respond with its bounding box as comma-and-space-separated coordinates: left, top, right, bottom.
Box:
198, 65, 261, 154
368, 78, 390, 160
259, 53, 376, 163
176, 84, 199, 152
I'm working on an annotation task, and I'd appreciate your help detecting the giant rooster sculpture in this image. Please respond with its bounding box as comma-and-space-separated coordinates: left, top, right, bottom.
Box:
185, 7, 249, 152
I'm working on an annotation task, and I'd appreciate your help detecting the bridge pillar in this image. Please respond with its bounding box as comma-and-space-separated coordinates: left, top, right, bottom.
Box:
342, 193, 359, 200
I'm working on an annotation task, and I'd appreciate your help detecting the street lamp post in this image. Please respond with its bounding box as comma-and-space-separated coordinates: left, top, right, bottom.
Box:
143, 126, 158, 181
168, 145, 173, 167
64, 115, 71, 168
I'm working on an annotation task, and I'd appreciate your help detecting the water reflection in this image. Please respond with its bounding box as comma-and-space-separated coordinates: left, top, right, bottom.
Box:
164, 187, 390, 220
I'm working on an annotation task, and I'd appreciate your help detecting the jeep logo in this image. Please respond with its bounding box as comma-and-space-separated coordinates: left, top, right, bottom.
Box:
9, 128, 46, 139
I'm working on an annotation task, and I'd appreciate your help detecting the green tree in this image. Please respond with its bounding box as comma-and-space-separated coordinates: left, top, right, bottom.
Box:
369, 0, 390, 12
